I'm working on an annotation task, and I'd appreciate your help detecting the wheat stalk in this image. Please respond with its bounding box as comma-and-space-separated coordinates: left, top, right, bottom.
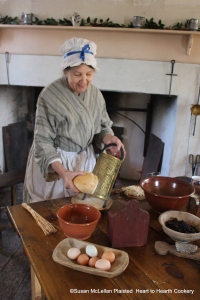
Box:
22, 203, 57, 235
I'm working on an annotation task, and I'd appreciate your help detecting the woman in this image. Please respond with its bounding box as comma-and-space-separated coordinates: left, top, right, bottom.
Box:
23, 37, 125, 203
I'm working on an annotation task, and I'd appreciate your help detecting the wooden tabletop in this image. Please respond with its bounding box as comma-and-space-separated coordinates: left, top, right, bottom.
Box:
7, 194, 200, 300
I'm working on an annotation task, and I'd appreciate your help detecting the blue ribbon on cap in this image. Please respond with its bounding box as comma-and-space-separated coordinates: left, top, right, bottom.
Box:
64, 44, 94, 61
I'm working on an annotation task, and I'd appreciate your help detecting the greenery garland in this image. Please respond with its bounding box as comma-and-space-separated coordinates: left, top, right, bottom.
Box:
0, 14, 187, 30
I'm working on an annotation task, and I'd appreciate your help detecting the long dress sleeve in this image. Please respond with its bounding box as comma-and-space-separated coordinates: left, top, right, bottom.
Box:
33, 91, 62, 177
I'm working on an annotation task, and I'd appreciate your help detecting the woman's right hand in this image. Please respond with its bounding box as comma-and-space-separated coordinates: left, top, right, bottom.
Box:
61, 169, 86, 193
50, 161, 85, 193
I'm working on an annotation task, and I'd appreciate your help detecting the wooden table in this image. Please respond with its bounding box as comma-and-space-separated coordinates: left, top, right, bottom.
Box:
7, 194, 200, 300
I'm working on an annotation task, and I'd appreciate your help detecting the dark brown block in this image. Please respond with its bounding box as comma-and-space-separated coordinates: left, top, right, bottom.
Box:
107, 200, 149, 247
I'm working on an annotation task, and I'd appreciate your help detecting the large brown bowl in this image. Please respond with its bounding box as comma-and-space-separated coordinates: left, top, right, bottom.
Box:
57, 203, 101, 240
140, 176, 194, 212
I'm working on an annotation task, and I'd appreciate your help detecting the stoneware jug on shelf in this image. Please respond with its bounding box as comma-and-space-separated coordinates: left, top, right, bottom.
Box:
71, 12, 81, 26
92, 143, 124, 201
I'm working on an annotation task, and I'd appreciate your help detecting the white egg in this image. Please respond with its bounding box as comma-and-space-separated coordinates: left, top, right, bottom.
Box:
67, 247, 81, 260
85, 244, 98, 257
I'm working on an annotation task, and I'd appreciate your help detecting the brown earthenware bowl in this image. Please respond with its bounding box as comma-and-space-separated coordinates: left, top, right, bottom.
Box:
57, 203, 101, 240
140, 176, 194, 212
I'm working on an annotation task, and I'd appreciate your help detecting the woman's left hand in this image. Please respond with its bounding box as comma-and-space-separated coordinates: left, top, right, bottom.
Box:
103, 134, 126, 159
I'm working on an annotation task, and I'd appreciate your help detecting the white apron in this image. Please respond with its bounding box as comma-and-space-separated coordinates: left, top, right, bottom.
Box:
23, 145, 96, 203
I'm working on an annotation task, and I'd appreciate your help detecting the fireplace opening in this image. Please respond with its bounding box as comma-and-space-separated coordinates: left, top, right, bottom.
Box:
101, 91, 177, 180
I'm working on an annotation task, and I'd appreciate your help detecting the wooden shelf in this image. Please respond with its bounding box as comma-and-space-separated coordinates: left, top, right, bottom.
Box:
0, 25, 200, 62
1, 24, 200, 34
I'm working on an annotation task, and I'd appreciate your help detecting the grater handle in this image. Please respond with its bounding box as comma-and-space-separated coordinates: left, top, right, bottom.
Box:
101, 143, 124, 160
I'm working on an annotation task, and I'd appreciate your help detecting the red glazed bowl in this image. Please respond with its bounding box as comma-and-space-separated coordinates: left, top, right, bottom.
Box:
140, 176, 194, 212
57, 203, 101, 240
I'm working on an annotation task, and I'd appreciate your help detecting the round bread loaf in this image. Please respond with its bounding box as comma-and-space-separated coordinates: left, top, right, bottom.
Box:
73, 173, 98, 194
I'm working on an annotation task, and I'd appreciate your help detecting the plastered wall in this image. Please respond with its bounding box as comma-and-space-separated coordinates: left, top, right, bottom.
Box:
1, 0, 200, 28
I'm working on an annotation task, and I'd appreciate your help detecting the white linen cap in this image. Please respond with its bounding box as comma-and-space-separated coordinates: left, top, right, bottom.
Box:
60, 37, 99, 71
